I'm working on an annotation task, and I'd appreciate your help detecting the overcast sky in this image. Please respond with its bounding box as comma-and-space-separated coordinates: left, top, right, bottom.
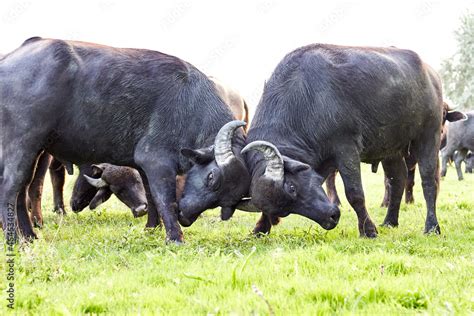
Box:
1, 0, 472, 114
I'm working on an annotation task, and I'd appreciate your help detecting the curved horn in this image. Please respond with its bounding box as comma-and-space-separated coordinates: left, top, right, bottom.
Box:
83, 175, 108, 188
241, 140, 284, 182
214, 120, 246, 167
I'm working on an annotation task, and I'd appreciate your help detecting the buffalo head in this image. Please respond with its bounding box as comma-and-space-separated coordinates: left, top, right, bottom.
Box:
70, 163, 147, 217
241, 141, 340, 230
178, 120, 250, 226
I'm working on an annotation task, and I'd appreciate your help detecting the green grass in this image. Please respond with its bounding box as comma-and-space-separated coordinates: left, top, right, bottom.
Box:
1, 164, 473, 315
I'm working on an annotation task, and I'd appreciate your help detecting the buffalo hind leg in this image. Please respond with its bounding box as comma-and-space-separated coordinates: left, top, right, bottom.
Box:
253, 213, 280, 236
454, 149, 467, 181
138, 170, 162, 229
28, 151, 52, 228
49, 157, 66, 214
17, 186, 38, 240
380, 176, 390, 207
337, 152, 377, 238
413, 133, 441, 234
381, 155, 407, 227
404, 153, 417, 204
1, 152, 41, 241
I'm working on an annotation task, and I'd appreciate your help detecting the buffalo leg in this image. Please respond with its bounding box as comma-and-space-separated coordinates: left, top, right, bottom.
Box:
413, 132, 441, 234
325, 170, 341, 206
381, 155, 407, 227
337, 153, 377, 238
136, 159, 182, 242
454, 149, 467, 181
380, 176, 390, 207
138, 170, 162, 228
28, 151, 52, 228
17, 186, 38, 240
440, 147, 455, 177
404, 153, 417, 204
1, 151, 40, 241
49, 158, 66, 214
252, 213, 280, 236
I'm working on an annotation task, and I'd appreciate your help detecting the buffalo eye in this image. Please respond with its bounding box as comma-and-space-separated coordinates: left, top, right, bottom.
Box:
285, 182, 297, 198
207, 171, 215, 187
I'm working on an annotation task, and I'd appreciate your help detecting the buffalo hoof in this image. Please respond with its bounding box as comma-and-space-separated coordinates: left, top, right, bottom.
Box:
53, 207, 66, 215
20, 231, 38, 242
166, 238, 184, 246
381, 220, 399, 228
33, 216, 43, 229
360, 225, 378, 238
380, 201, 389, 208
424, 224, 441, 235
405, 197, 414, 204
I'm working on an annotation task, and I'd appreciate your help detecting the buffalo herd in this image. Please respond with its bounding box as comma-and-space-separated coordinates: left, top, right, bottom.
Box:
1, 37, 471, 243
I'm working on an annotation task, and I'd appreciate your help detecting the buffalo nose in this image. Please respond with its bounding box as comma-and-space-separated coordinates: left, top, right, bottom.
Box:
329, 206, 341, 224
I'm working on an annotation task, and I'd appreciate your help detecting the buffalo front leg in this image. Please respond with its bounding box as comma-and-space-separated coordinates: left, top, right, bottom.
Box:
337, 153, 377, 238
381, 155, 407, 227
252, 213, 280, 236
136, 160, 182, 243
49, 157, 66, 214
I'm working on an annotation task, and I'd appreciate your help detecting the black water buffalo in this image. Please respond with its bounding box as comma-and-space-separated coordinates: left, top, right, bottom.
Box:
441, 111, 474, 180
180, 44, 446, 238
26, 76, 249, 226
68, 77, 249, 216
0, 37, 247, 243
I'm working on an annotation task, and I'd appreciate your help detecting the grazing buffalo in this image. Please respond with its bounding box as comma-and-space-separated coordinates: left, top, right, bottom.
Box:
0, 37, 245, 243
181, 44, 446, 238
70, 163, 147, 216
441, 111, 474, 180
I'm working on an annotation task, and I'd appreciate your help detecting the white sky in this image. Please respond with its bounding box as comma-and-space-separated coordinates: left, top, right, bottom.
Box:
1, 0, 472, 115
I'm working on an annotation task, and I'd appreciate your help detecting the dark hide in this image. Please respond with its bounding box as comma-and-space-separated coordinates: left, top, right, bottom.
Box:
243, 44, 445, 237
0, 37, 239, 243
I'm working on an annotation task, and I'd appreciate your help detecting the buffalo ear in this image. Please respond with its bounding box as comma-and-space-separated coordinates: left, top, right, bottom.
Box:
91, 164, 105, 177
446, 111, 467, 122
283, 156, 310, 174
181, 146, 214, 165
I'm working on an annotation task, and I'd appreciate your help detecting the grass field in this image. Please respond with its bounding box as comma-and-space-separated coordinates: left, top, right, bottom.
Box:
1, 163, 473, 315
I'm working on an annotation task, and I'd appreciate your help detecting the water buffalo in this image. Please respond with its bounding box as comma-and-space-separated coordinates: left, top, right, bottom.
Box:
68, 77, 249, 216
180, 44, 446, 238
441, 111, 474, 180
0, 37, 246, 243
